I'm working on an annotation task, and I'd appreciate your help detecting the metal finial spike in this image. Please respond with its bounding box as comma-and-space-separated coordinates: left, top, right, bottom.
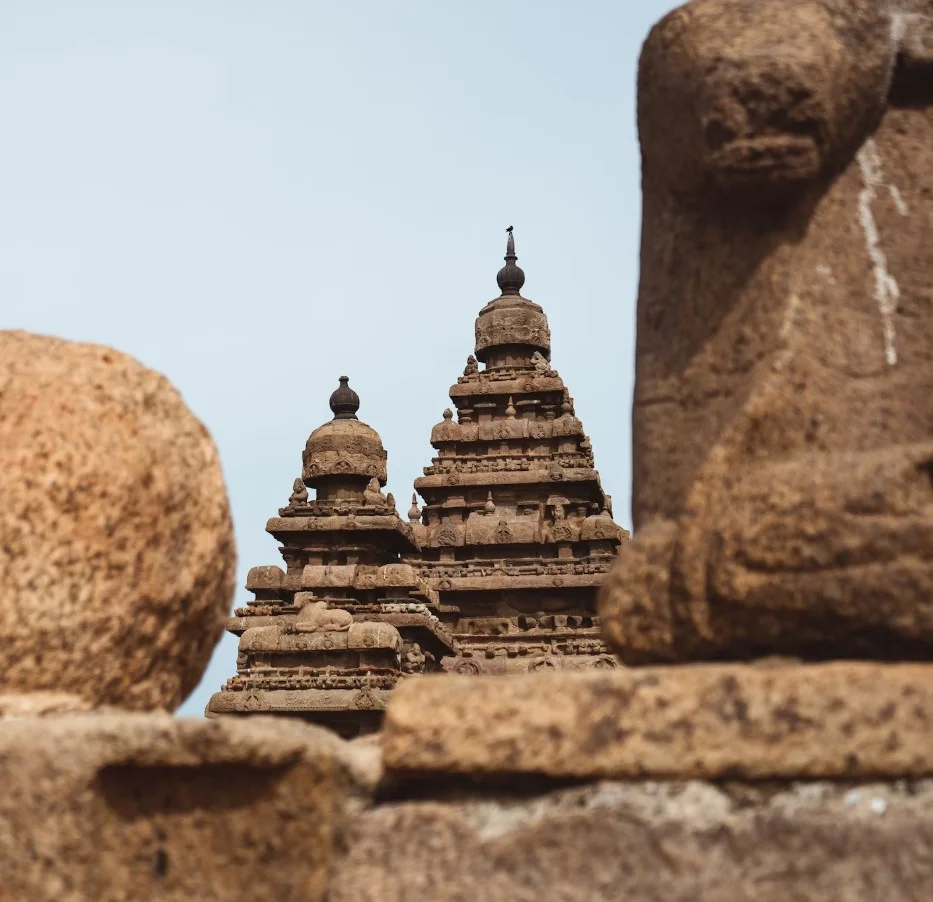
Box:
497, 226, 525, 296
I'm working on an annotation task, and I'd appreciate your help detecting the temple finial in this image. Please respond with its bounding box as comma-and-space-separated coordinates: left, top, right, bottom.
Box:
497, 226, 525, 296
329, 376, 360, 419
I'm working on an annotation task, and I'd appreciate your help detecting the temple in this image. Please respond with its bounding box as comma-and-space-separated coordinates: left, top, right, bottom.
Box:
207, 231, 627, 735
206, 377, 456, 737
404, 230, 628, 674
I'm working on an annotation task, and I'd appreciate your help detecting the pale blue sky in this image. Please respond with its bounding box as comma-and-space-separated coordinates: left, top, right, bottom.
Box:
1, 0, 681, 714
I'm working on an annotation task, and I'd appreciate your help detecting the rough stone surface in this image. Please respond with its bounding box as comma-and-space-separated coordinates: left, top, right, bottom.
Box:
0, 692, 102, 718
0, 330, 236, 709
0, 713, 375, 902
330, 780, 933, 902
383, 663, 933, 780
599, 0, 933, 663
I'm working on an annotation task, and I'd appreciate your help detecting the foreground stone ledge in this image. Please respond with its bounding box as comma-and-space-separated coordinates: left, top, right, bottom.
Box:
330, 780, 933, 902
0, 713, 377, 902
383, 662, 933, 780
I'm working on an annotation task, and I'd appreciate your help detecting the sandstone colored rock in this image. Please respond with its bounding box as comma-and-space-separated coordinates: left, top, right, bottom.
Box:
0, 331, 235, 709
599, 0, 933, 662
330, 780, 933, 902
383, 663, 933, 780
0, 714, 375, 902
0, 692, 101, 718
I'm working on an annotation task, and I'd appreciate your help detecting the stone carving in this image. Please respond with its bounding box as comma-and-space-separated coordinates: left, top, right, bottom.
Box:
463, 355, 479, 376
288, 478, 308, 506
401, 643, 427, 674
403, 231, 627, 675
550, 504, 576, 543
208, 379, 456, 737
599, 0, 933, 663
292, 598, 353, 633
363, 477, 387, 507
435, 522, 462, 547
530, 351, 550, 374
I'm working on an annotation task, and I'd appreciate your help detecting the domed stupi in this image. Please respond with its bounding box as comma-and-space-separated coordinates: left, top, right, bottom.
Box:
207, 379, 455, 738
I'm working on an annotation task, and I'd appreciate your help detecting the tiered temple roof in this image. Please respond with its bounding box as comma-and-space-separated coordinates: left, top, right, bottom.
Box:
208, 230, 627, 734
207, 378, 455, 738
404, 231, 629, 675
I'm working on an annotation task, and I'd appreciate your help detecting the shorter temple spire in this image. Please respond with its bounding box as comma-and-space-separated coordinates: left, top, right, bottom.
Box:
496, 226, 526, 296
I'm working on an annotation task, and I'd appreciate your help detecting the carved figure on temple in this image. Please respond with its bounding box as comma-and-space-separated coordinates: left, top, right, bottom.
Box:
551, 503, 576, 543
463, 355, 479, 376
530, 351, 550, 374
363, 477, 388, 507
288, 478, 308, 506
292, 598, 353, 633
435, 522, 461, 546
401, 643, 427, 674
599, 0, 933, 664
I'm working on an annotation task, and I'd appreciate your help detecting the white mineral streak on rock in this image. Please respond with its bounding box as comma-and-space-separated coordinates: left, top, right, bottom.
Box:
856, 138, 901, 366
889, 184, 909, 217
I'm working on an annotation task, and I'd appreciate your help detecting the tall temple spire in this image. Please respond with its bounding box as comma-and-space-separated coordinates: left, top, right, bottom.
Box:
496, 226, 526, 297
406, 231, 629, 677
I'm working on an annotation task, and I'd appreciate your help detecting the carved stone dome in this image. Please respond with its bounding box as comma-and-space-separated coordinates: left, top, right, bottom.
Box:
302, 378, 388, 486
475, 230, 551, 364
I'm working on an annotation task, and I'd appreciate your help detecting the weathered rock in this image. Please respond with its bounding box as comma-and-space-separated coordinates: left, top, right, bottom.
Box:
330, 780, 933, 902
599, 0, 933, 663
0, 713, 375, 902
383, 663, 933, 780
0, 692, 101, 718
0, 331, 235, 709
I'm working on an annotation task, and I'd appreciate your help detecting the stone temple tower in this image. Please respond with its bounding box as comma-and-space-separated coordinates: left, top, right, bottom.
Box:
404, 230, 629, 674
207, 378, 455, 737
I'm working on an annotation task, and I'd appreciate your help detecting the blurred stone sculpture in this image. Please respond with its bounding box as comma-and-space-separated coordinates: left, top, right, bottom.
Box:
600, 0, 933, 662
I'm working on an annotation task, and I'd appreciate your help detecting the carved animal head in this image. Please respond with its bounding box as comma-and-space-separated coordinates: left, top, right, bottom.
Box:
639, 0, 895, 203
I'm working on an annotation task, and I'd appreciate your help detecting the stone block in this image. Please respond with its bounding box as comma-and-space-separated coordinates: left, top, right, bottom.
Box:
330, 780, 933, 902
383, 662, 933, 780
0, 713, 376, 902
